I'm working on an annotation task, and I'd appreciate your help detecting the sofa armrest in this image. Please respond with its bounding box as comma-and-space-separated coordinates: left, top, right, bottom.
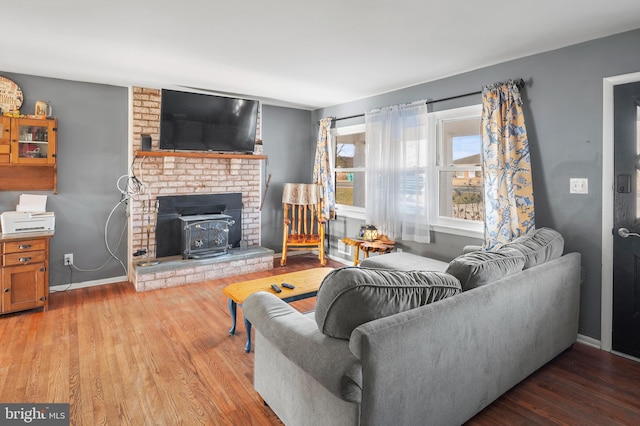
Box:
243, 291, 362, 402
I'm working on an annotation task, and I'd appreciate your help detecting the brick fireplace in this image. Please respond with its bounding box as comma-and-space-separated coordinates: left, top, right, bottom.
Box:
128, 87, 272, 291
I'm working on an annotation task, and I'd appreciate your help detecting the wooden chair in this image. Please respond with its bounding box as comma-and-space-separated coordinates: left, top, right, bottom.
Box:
280, 183, 326, 266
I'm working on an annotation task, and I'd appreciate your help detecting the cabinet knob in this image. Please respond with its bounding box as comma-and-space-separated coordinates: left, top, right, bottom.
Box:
3, 288, 8, 293
18, 257, 32, 262
40, 296, 46, 301
18, 244, 32, 250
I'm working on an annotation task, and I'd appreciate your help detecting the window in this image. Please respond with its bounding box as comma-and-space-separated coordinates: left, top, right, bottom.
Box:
433, 105, 484, 235
330, 106, 483, 238
331, 124, 366, 219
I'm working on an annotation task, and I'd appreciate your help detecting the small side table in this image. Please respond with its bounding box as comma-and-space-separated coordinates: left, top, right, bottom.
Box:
361, 240, 395, 261
341, 237, 395, 266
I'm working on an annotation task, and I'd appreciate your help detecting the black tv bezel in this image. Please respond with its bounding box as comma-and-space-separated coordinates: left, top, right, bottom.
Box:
159, 89, 259, 154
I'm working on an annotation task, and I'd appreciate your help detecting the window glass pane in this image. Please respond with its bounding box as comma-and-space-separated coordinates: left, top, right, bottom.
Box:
452, 135, 481, 165
403, 138, 428, 168
400, 170, 427, 215
441, 117, 481, 166
335, 132, 365, 168
439, 170, 484, 221
335, 171, 365, 208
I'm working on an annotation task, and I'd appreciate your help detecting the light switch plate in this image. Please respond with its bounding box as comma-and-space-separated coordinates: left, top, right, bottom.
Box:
570, 178, 588, 194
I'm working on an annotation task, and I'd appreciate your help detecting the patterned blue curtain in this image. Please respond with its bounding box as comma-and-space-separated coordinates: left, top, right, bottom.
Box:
482, 80, 535, 249
313, 117, 336, 220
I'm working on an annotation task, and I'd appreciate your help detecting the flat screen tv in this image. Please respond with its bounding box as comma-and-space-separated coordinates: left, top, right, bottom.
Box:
159, 89, 259, 153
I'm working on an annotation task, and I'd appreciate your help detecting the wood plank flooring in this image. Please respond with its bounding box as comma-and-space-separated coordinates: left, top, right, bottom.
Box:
1, 254, 639, 425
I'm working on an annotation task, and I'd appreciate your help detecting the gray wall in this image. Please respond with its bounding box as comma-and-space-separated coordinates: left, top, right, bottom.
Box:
4, 28, 639, 341
260, 105, 315, 251
0, 73, 128, 287
312, 28, 640, 340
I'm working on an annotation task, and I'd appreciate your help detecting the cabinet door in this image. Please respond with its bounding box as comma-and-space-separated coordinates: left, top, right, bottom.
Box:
10, 118, 57, 165
2, 263, 46, 313
0, 116, 9, 163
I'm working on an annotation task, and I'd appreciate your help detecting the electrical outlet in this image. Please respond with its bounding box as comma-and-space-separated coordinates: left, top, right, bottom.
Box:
570, 178, 588, 194
64, 253, 73, 265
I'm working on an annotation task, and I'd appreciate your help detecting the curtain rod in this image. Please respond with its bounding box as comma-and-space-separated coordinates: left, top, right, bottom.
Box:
326, 78, 525, 123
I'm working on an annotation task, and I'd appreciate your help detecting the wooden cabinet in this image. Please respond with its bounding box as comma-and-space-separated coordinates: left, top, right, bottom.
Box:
0, 116, 10, 163
1, 233, 52, 315
10, 118, 57, 164
0, 117, 58, 192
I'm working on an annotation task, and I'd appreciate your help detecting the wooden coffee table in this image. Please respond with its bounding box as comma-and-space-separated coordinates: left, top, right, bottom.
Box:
223, 267, 334, 352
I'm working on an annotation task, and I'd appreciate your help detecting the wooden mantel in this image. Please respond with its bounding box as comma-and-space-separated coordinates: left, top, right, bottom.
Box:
135, 151, 267, 160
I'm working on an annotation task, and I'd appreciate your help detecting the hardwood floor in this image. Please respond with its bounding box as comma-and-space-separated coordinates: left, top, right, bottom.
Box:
1, 254, 639, 425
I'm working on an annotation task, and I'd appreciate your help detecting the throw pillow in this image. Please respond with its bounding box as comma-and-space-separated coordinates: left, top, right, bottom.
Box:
445, 248, 525, 291
499, 227, 564, 269
315, 267, 462, 340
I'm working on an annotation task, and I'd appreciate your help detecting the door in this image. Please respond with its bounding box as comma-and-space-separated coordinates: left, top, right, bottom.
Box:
2, 263, 46, 313
613, 81, 640, 358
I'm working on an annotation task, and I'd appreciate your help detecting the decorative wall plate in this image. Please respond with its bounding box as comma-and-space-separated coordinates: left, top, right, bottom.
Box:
0, 76, 24, 113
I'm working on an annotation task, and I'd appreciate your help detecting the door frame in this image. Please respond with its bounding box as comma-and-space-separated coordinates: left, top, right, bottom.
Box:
601, 71, 640, 353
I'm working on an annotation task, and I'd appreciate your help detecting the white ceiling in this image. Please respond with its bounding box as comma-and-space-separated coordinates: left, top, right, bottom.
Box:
1, 1, 639, 110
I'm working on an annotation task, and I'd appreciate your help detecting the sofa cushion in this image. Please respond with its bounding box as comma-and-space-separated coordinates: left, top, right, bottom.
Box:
445, 248, 525, 291
500, 227, 564, 269
359, 252, 449, 272
315, 267, 461, 340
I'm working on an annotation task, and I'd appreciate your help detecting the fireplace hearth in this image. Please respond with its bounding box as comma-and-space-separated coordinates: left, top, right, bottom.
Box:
155, 193, 243, 258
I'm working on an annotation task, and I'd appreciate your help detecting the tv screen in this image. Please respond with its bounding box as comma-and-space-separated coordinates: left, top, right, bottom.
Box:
159, 89, 259, 153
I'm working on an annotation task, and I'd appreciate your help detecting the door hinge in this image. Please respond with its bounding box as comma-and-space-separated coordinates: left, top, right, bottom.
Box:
40, 267, 46, 272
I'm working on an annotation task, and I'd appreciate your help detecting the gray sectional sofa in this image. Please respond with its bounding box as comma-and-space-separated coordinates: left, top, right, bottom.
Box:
244, 228, 581, 426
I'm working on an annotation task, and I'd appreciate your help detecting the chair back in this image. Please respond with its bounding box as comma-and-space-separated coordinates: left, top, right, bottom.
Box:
280, 183, 326, 266
282, 183, 323, 237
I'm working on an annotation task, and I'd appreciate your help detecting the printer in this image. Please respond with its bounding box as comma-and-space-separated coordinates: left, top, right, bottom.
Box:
1, 194, 55, 234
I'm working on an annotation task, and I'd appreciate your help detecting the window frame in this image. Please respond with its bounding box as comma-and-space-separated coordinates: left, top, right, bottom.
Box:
330, 124, 367, 220
431, 104, 484, 238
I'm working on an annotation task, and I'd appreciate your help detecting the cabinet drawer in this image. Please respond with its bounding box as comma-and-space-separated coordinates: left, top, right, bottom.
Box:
4, 239, 46, 253
4, 250, 46, 266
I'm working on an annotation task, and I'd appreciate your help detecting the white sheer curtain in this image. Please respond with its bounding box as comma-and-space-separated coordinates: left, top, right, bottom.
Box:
365, 101, 433, 243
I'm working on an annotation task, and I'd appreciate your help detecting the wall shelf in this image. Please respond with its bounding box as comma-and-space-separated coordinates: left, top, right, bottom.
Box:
135, 151, 267, 160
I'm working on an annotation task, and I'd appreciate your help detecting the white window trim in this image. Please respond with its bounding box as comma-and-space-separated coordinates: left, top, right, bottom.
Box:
331, 124, 366, 220
431, 104, 484, 239
329, 110, 484, 239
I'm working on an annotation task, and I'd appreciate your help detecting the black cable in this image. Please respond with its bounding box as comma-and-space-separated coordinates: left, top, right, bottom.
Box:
50, 264, 73, 293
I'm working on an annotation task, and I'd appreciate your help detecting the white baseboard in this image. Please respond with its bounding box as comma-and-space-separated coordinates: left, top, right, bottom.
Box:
577, 333, 601, 349
612, 350, 640, 363
576, 334, 640, 362
50, 275, 128, 292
